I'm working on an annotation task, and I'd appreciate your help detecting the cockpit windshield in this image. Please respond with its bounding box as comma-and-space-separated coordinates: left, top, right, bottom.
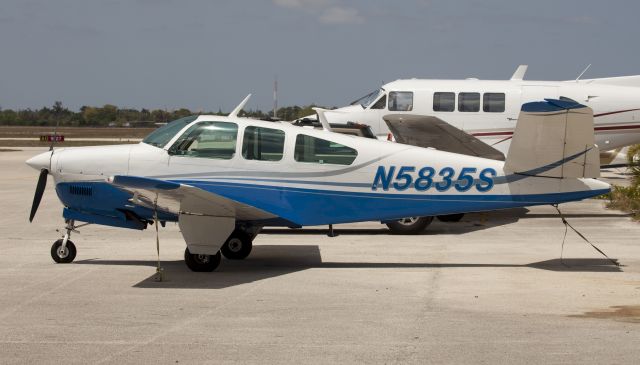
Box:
350, 89, 383, 108
142, 116, 197, 148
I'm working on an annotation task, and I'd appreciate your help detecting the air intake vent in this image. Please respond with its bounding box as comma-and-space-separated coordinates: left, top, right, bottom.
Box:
69, 185, 93, 196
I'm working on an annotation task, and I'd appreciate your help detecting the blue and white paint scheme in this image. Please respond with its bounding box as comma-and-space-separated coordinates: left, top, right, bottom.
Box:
26, 96, 610, 272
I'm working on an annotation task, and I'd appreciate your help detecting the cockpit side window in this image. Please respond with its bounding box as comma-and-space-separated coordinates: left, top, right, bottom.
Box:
369, 94, 387, 110
350, 89, 383, 108
294, 134, 358, 165
242, 126, 285, 161
168, 121, 238, 159
142, 116, 197, 148
388, 92, 413, 111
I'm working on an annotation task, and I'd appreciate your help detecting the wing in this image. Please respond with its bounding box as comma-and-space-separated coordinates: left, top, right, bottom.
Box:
108, 175, 278, 255
383, 114, 506, 161
108, 175, 276, 221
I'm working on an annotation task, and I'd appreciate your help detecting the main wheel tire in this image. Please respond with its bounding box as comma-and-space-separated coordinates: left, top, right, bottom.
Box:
385, 216, 434, 235
51, 239, 77, 263
221, 230, 252, 260
184, 248, 221, 272
437, 213, 465, 222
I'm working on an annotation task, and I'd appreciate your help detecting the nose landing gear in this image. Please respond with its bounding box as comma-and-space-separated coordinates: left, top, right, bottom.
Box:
51, 238, 76, 263
50, 219, 89, 264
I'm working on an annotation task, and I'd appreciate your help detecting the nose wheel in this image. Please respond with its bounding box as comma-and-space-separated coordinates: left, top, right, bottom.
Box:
51, 239, 77, 263
50, 219, 83, 264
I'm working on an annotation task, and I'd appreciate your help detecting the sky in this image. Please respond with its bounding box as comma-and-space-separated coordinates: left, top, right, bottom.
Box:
1, 0, 639, 112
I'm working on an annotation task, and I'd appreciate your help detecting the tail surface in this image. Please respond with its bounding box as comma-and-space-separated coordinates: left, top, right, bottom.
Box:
505, 99, 600, 178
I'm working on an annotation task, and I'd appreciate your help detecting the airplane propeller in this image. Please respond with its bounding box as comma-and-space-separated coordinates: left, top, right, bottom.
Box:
29, 168, 49, 222
28, 117, 59, 222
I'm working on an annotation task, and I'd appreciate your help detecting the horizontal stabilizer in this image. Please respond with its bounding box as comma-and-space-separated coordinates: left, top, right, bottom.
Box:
383, 114, 505, 161
505, 99, 600, 178
577, 75, 640, 88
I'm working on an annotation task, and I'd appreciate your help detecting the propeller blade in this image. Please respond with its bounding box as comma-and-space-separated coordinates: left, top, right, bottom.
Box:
29, 168, 48, 222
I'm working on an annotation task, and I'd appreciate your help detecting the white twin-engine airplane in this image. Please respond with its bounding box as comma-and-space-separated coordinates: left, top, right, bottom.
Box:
307, 65, 640, 157
26, 96, 609, 272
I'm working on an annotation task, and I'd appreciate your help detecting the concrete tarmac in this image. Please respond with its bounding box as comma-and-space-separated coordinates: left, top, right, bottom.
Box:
1, 148, 639, 364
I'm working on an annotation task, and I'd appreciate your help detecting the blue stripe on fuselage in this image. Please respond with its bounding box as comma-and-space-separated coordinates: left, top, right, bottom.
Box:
55, 180, 609, 227
172, 179, 609, 226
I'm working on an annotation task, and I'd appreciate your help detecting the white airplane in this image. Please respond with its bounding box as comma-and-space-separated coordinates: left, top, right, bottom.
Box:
26, 96, 609, 272
299, 65, 640, 158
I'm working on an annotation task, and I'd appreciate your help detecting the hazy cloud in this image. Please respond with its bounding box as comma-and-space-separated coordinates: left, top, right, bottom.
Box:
566, 15, 599, 25
273, 0, 331, 8
319, 6, 364, 24
273, 0, 364, 25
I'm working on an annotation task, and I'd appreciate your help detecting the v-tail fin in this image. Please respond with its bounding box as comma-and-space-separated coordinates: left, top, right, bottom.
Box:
504, 99, 600, 178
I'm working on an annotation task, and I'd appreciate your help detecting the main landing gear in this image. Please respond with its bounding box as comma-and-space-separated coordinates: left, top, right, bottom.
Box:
220, 229, 252, 260
437, 213, 465, 222
386, 216, 434, 235
184, 228, 256, 272
50, 219, 85, 263
184, 248, 222, 272
385, 213, 467, 234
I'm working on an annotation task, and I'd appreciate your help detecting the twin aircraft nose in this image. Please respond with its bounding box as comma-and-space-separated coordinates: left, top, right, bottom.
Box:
26, 151, 52, 171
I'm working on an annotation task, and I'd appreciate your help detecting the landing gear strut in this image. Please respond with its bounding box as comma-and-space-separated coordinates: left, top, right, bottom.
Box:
51, 219, 79, 263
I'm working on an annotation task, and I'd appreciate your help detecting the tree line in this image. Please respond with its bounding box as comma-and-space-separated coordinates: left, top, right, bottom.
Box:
0, 101, 324, 127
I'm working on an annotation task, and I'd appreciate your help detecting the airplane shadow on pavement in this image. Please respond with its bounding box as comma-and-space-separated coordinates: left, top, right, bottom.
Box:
261, 207, 630, 237
75, 244, 622, 290
262, 208, 531, 236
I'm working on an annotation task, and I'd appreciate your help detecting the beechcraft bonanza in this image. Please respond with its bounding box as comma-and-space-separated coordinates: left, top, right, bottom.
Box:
298, 65, 640, 160
27, 95, 610, 272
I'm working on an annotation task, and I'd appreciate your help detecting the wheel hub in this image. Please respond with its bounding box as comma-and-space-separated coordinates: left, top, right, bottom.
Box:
195, 254, 210, 264
227, 238, 243, 253
56, 246, 69, 258
397, 217, 418, 226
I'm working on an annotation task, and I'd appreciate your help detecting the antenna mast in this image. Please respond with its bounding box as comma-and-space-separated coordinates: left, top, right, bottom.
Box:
273, 75, 278, 119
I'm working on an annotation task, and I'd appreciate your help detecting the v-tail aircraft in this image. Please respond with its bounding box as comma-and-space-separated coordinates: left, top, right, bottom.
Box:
26, 96, 609, 272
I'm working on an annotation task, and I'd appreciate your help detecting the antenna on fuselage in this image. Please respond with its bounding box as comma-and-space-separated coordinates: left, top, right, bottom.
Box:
312, 107, 332, 132
228, 94, 252, 118
575, 64, 592, 82
510, 65, 528, 81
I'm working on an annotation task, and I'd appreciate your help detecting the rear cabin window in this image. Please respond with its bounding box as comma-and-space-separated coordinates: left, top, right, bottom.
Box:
242, 126, 285, 161
370, 94, 387, 109
388, 92, 413, 111
294, 135, 358, 165
433, 92, 455, 112
483, 93, 506, 112
458, 92, 480, 112
169, 121, 238, 159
